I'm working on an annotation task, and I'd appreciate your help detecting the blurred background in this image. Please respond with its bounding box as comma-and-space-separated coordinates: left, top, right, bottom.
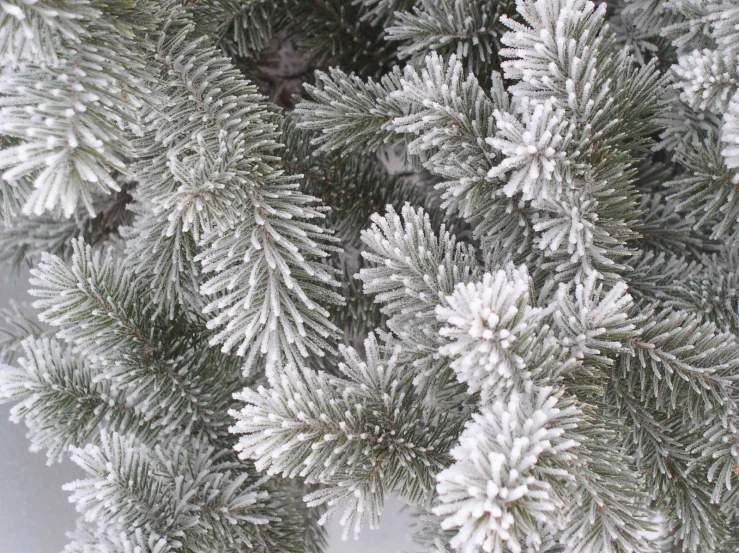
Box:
0, 267, 415, 553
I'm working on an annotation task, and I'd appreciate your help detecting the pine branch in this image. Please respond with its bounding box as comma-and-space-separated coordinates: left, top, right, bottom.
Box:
231, 333, 458, 538
387, 0, 518, 80
0, 1, 154, 218
30, 240, 242, 443
0, 337, 155, 462
65, 430, 299, 553
131, 11, 344, 372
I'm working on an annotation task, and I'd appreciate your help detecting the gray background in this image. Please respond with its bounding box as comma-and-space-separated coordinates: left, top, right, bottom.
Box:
0, 268, 414, 553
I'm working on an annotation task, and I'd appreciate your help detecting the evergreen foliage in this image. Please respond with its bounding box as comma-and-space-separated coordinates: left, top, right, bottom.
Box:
1, 0, 739, 552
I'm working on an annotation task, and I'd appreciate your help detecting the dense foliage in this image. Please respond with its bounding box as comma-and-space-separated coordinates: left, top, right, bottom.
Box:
1, 0, 739, 551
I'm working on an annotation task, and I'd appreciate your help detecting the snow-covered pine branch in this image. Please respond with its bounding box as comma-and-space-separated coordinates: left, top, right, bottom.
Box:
0, 0, 153, 218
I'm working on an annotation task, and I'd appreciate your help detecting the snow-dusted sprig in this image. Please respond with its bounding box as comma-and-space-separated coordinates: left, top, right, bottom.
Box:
136, 15, 283, 217
358, 204, 481, 333
434, 385, 580, 553
437, 268, 536, 388
0, 337, 153, 462
554, 275, 639, 368
122, 203, 202, 320
386, 0, 516, 78
673, 49, 739, 115
615, 305, 739, 516
621, 306, 739, 421
387, 52, 504, 214
437, 268, 574, 402
30, 239, 155, 361
0, 39, 146, 217
130, 12, 282, 280
231, 333, 457, 539
294, 66, 406, 155
3, 0, 739, 552
357, 203, 481, 407
0, 2, 153, 219
130, 12, 344, 371
64, 430, 287, 553
500, 0, 607, 100
30, 239, 241, 442
558, 420, 658, 553
530, 182, 634, 281
66, 432, 185, 551
0, 0, 97, 66
500, 0, 662, 150
708, 5, 739, 52
158, 137, 254, 241
196, 185, 343, 372
487, 100, 575, 202
496, 0, 661, 277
